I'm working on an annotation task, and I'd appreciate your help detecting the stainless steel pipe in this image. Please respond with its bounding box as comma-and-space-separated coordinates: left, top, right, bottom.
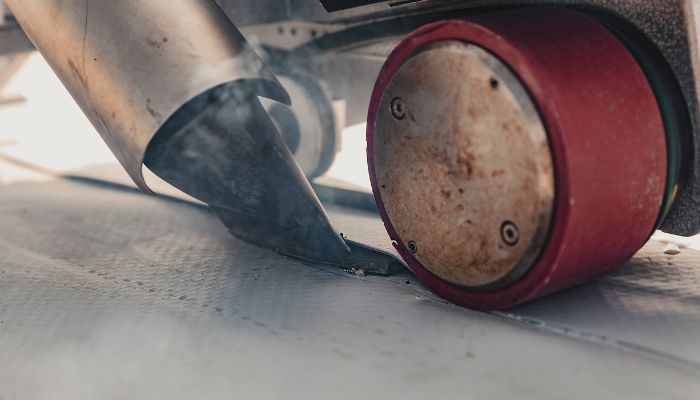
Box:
4, 0, 289, 191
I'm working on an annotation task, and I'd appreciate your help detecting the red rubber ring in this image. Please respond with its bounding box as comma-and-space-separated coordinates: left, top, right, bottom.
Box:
367, 8, 667, 309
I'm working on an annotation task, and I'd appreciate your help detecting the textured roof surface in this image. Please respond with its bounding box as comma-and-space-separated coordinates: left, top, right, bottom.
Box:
0, 176, 698, 399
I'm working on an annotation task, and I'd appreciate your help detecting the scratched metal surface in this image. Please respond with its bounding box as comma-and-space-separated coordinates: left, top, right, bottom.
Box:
0, 177, 699, 399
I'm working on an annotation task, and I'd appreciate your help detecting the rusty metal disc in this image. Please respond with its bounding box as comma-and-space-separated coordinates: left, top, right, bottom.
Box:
372, 41, 554, 289
367, 8, 667, 309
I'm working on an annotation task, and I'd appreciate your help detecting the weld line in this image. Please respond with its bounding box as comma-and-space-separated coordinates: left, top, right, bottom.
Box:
492, 311, 700, 372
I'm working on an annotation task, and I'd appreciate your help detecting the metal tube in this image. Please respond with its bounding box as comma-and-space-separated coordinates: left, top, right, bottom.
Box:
4, 0, 289, 191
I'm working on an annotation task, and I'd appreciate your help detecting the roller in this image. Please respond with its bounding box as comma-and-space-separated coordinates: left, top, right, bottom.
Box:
367, 8, 669, 309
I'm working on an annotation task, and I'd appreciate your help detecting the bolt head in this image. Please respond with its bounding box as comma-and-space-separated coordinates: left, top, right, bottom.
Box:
500, 221, 520, 246
390, 97, 406, 120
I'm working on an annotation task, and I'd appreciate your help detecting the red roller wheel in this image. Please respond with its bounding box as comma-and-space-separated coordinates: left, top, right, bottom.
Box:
367, 8, 667, 309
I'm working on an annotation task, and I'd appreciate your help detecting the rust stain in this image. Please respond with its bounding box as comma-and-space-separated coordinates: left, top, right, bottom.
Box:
372, 41, 554, 288
467, 106, 481, 119
147, 36, 170, 50
146, 39, 161, 49
456, 151, 476, 177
